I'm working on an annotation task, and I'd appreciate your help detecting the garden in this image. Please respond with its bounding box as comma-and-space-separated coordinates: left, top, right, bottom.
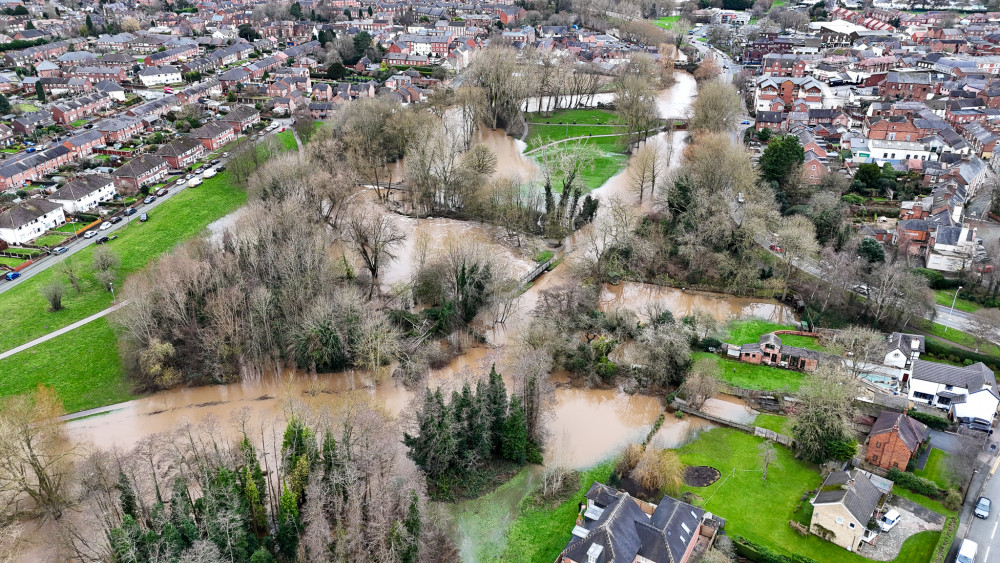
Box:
692, 351, 807, 392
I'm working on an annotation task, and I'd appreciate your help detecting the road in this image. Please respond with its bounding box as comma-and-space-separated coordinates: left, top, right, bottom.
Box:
964, 455, 1000, 562
0, 119, 293, 296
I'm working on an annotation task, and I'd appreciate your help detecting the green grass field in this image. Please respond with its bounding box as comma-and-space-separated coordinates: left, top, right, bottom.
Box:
70, 118, 89, 127
914, 449, 956, 489
677, 429, 940, 563
693, 352, 806, 392
525, 108, 630, 190
0, 256, 25, 267
933, 289, 980, 313
53, 222, 84, 233
0, 318, 133, 414
275, 129, 298, 151
501, 461, 613, 562
725, 319, 797, 345
654, 15, 682, 29
754, 413, 792, 434
920, 321, 1000, 357
33, 233, 70, 247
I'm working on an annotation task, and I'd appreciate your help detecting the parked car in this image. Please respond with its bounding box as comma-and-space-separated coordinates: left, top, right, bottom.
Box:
83, 230, 98, 239
975, 497, 991, 519
957, 539, 978, 563
52, 246, 68, 255
4, 271, 19, 281
211, 159, 220, 165
96, 236, 111, 244
176, 179, 187, 187
222, 152, 229, 158
877, 509, 900, 531
110, 216, 123, 224
140, 212, 148, 222
188, 177, 202, 187
851, 284, 871, 296
203, 168, 217, 178
155, 188, 169, 196
740, 120, 751, 125
143, 195, 156, 204
99, 221, 113, 230
124, 207, 137, 216
217, 165, 226, 172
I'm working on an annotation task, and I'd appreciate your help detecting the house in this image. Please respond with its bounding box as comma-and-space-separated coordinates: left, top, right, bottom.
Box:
557, 482, 722, 563
810, 469, 891, 551
908, 359, 999, 425
51, 93, 115, 125
881, 333, 925, 383
0, 200, 65, 245
218, 104, 259, 133
61, 130, 106, 158
737, 332, 827, 372
94, 116, 144, 143
12, 110, 53, 136
112, 155, 169, 192
138, 65, 183, 87
47, 173, 116, 214
864, 411, 929, 471
155, 136, 206, 169
190, 121, 235, 150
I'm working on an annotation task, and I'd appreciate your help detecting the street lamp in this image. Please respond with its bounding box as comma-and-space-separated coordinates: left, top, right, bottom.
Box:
109, 281, 115, 304
945, 285, 963, 332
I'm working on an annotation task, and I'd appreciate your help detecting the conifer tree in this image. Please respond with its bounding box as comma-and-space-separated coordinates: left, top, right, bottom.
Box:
485, 365, 508, 454
502, 396, 529, 464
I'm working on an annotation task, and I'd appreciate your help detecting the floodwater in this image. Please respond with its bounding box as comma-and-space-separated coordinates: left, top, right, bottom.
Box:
522, 73, 697, 120
598, 282, 798, 325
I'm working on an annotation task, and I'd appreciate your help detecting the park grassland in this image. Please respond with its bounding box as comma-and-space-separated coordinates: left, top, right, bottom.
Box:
526, 108, 631, 190
0, 171, 248, 412
654, 15, 681, 29
274, 128, 298, 151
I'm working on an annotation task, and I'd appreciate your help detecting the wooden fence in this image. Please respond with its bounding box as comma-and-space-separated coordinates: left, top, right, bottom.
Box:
675, 403, 795, 447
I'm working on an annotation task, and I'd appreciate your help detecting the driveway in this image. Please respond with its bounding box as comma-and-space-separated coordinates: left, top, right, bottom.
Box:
857, 495, 945, 561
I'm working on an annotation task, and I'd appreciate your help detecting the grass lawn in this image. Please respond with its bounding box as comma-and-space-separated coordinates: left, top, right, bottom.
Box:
933, 289, 980, 313
501, 460, 614, 562
693, 352, 806, 392
448, 468, 536, 561
914, 449, 956, 489
275, 129, 298, 151
53, 222, 84, 233
33, 233, 70, 247
677, 429, 940, 563
532, 134, 628, 191
891, 487, 956, 517
0, 318, 133, 414
17, 103, 39, 112
754, 413, 792, 434
0, 256, 25, 267
726, 319, 797, 345
920, 321, 1000, 357
654, 15, 682, 29
777, 333, 827, 351
70, 118, 89, 127
7, 247, 42, 256
0, 170, 247, 356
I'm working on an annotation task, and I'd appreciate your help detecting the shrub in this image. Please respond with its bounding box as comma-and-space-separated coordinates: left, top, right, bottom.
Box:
943, 489, 962, 511
923, 339, 1000, 372
906, 408, 950, 431
827, 439, 857, 461
886, 468, 943, 498
931, 516, 959, 563
734, 537, 821, 563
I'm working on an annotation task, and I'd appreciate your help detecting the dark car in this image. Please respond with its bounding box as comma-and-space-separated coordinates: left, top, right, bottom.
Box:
143, 195, 156, 204
975, 497, 991, 519
124, 207, 137, 216
211, 158, 220, 165
216, 165, 226, 172
139, 212, 148, 222
110, 216, 123, 224
155, 187, 169, 197
96, 236, 111, 244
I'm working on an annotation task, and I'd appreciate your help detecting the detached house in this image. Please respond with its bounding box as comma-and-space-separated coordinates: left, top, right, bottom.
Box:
864, 411, 929, 471
736, 333, 828, 372
810, 469, 892, 551
557, 482, 723, 563
47, 173, 116, 214
113, 155, 169, 192
0, 200, 65, 245
908, 359, 1000, 426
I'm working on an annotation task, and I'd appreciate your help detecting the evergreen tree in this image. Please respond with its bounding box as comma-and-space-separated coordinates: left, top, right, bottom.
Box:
116, 471, 139, 520
501, 396, 529, 464
0, 94, 11, 115
85, 14, 94, 35
34, 81, 43, 102
321, 430, 339, 479
467, 381, 492, 463
276, 485, 301, 557
402, 490, 421, 563
484, 365, 508, 454
289, 1, 303, 19
281, 415, 315, 470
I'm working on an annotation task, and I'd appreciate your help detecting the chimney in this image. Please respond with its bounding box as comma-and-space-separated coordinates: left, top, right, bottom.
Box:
586, 543, 604, 563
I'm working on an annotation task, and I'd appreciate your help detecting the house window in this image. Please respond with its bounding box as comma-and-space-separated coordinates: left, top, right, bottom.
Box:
875, 441, 881, 448
836, 517, 844, 525
945, 385, 953, 390
913, 391, 934, 401
849, 523, 856, 529
872, 454, 878, 462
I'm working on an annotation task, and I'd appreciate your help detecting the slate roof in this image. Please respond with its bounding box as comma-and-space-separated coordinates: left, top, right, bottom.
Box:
887, 333, 925, 354
155, 136, 203, 158
559, 483, 705, 563
114, 155, 167, 178
912, 359, 996, 391
190, 121, 233, 140
869, 410, 928, 452
813, 470, 883, 523
0, 199, 62, 229
49, 173, 114, 201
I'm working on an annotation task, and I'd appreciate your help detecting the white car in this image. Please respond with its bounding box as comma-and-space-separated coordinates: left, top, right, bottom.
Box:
176, 178, 187, 187
877, 509, 900, 532
203, 168, 217, 178
83, 230, 97, 239
99, 221, 113, 230
188, 177, 202, 187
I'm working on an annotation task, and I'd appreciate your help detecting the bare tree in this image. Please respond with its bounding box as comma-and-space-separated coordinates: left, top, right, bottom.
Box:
40, 279, 64, 312
679, 357, 719, 409
57, 259, 82, 294
345, 208, 406, 298
758, 440, 778, 481
693, 55, 722, 82
614, 54, 660, 150
775, 214, 819, 300
828, 325, 887, 380
629, 140, 665, 203
469, 45, 530, 132
968, 308, 1000, 352
689, 78, 741, 135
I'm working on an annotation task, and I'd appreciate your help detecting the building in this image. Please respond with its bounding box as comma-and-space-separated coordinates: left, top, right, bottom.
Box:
190, 122, 235, 150
908, 359, 999, 425
113, 155, 169, 192
0, 199, 65, 245
138, 65, 182, 87
51, 93, 115, 125
155, 136, 205, 169
218, 104, 260, 133
736, 332, 827, 372
864, 411, 929, 471
810, 469, 891, 551
47, 173, 116, 214
556, 482, 722, 563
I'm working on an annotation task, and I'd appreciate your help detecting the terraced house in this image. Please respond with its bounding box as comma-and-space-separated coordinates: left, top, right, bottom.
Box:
0, 200, 65, 245
47, 173, 116, 214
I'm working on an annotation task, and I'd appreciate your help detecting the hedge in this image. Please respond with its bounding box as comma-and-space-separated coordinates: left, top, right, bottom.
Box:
734, 537, 820, 563
906, 408, 950, 431
914, 268, 960, 290
923, 338, 1000, 371
930, 516, 959, 563
886, 468, 943, 498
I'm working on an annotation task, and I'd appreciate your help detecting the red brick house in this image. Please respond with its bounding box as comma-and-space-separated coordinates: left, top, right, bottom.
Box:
878, 72, 936, 101
864, 411, 928, 471
113, 155, 169, 192
190, 122, 235, 150
736, 333, 825, 372
155, 136, 205, 169
218, 105, 259, 133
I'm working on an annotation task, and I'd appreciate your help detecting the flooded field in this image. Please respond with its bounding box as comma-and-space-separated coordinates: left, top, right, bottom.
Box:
598, 282, 798, 325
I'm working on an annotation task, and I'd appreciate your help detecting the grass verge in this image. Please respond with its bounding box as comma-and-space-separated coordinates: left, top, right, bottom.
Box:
275, 129, 298, 151
914, 449, 956, 489
933, 289, 980, 313
920, 321, 1000, 357
754, 413, 791, 434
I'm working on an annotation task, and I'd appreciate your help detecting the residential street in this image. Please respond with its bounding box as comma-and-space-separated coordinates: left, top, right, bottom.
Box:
956, 449, 1000, 562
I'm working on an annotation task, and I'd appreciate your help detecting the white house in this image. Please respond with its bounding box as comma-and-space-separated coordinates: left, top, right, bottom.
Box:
48, 173, 116, 214
867, 139, 937, 165
908, 359, 999, 425
0, 200, 66, 245
925, 224, 979, 272
881, 333, 924, 382
138, 65, 183, 87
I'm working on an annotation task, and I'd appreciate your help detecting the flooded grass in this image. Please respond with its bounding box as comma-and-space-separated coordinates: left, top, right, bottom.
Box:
445, 467, 539, 562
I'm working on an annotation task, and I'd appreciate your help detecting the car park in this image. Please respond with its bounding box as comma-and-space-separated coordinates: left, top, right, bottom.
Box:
52, 246, 68, 255
975, 497, 991, 519
83, 230, 97, 239
4, 272, 19, 281
139, 212, 148, 222
155, 188, 169, 196
110, 216, 123, 224
143, 195, 156, 204
99, 221, 113, 230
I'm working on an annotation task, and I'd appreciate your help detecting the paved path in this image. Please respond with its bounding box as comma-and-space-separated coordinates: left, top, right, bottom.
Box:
523, 132, 625, 155
0, 300, 129, 360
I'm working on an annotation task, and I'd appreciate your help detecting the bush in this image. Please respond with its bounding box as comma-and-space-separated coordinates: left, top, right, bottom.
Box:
943, 489, 962, 511
734, 537, 821, 563
886, 468, 943, 498
931, 516, 959, 563
922, 339, 1000, 372
914, 268, 959, 290
906, 408, 950, 431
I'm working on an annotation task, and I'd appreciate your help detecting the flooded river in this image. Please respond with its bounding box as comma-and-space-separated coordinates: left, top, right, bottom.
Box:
599, 282, 798, 324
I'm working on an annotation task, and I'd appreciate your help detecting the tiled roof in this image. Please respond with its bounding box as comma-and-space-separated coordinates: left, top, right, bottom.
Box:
0, 199, 62, 229
813, 470, 883, 523
49, 173, 114, 201
869, 410, 928, 451
912, 359, 995, 390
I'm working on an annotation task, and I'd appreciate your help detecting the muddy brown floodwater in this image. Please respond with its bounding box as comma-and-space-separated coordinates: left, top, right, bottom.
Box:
598, 282, 798, 324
